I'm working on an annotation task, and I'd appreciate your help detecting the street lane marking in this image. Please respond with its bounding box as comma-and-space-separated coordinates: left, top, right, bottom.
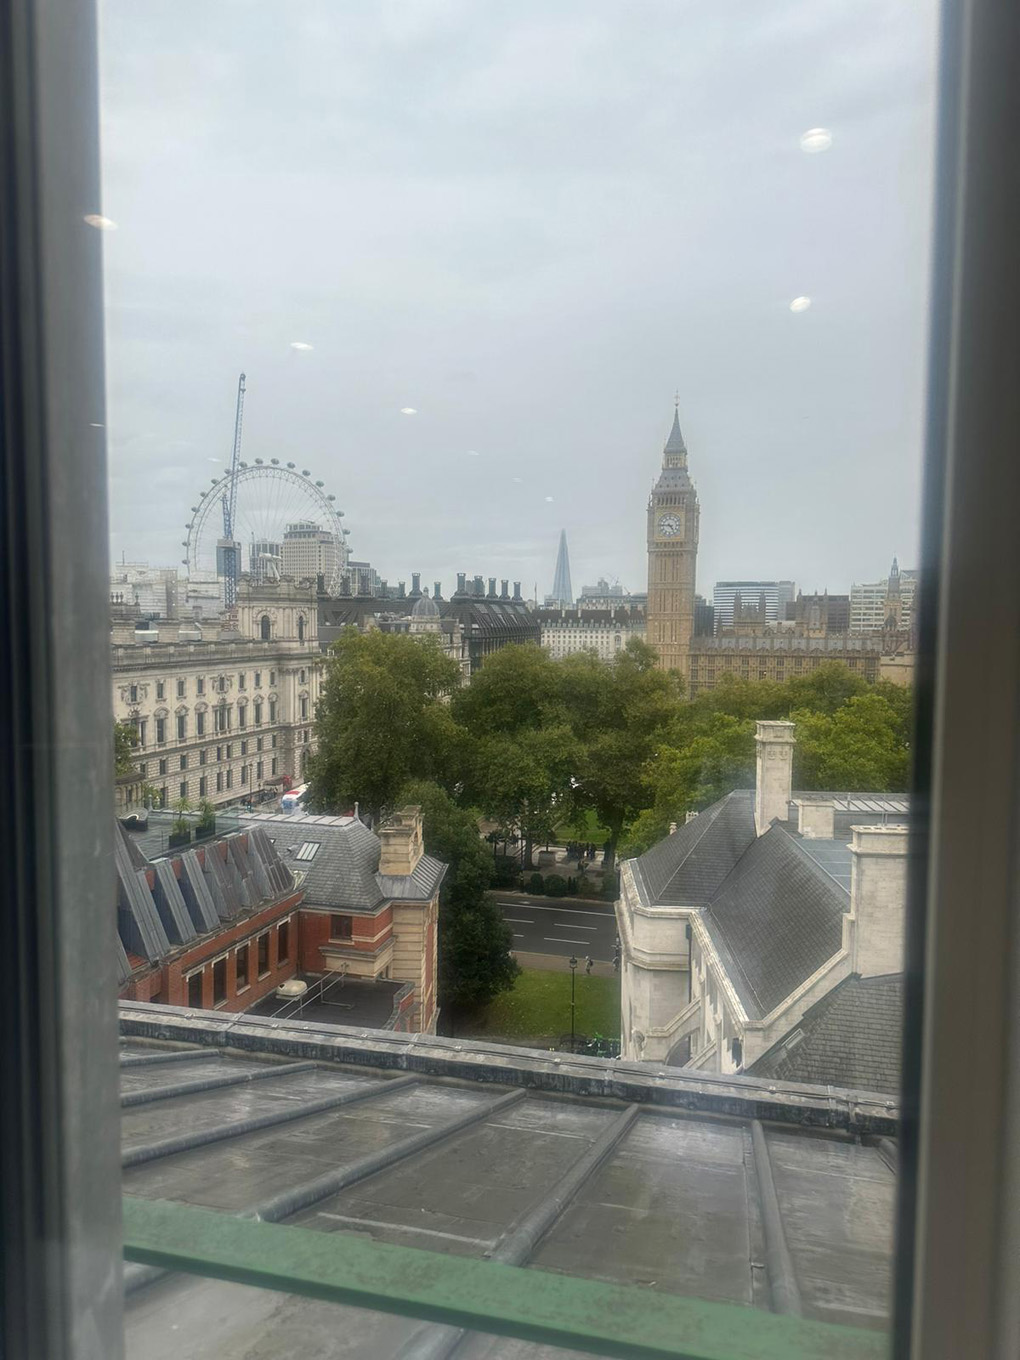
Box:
502, 918, 533, 924
544, 937, 589, 945
497, 902, 613, 918
513, 933, 525, 939
555, 923, 597, 930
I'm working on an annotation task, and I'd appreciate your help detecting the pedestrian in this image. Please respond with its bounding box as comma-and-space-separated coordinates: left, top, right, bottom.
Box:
585, 956, 593, 975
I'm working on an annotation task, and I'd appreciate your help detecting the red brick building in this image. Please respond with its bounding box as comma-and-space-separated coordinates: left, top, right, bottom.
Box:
116, 805, 446, 1033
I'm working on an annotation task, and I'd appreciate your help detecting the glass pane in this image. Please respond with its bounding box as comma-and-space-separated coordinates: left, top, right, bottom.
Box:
102, 1, 937, 1354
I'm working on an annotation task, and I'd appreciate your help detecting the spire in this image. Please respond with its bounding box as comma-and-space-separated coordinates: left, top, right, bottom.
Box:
664, 405, 687, 461
550, 529, 573, 607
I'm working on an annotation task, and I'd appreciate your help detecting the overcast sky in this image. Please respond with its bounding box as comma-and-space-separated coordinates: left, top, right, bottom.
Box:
100, 0, 938, 599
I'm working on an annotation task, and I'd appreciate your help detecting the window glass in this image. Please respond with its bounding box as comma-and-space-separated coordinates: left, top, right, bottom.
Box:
257, 932, 270, 976
236, 944, 249, 990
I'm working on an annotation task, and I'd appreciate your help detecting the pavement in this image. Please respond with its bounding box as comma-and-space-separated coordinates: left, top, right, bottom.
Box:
489, 892, 618, 963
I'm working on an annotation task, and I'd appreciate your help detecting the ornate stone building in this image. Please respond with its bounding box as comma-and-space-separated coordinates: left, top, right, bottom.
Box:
112, 579, 323, 810
537, 606, 646, 660
646, 405, 700, 676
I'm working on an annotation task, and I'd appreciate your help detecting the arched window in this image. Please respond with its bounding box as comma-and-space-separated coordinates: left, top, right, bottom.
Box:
298, 615, 305, 642
260, 614, 271, 641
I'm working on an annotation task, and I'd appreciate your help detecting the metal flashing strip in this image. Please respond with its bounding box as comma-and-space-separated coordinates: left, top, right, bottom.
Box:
119, 1048, 220, 1068
750, 1121, 803, 1316
120, 1059, 316, 1108
121, 1196, 886, 1360
122, 1074, 418, 1167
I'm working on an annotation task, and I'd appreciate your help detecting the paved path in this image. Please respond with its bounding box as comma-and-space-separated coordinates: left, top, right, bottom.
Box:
489, 892, 618, 963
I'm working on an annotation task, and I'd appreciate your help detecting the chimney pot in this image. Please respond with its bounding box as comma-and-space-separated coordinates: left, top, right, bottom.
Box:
434, 581, 442, 600
411, 572, 421, 593
456, 572, 466, 594
500, 579, 509, 598
513, 581, 521, 600
488, 577, 497, 598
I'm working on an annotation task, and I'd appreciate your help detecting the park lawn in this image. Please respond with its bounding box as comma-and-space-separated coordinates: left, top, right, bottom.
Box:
553, 807, 611, 844
458, 969, 620, 1047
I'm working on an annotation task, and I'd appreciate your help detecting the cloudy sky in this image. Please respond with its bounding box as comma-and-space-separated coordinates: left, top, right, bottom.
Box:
99, 0, 938, 599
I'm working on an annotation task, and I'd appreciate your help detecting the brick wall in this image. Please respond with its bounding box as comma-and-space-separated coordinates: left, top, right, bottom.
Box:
298, 906, 394, 974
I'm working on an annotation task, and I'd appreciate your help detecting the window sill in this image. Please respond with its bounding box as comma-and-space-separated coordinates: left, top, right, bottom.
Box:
257, 971, 270, 981
235, 984, 250, 995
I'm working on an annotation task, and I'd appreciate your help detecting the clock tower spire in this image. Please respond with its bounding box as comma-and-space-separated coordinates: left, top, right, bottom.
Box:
646, 403, 700, 675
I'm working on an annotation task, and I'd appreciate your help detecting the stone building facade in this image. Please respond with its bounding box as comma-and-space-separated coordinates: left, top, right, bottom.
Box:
686, 631, 901, 694
112, 579, 323, 810
616, 720, 908, 1092
646, 407, 700, 676
537, 606, 646, 661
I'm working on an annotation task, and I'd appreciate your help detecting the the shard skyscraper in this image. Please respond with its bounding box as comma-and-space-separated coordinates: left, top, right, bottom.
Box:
548, 529, 573, 608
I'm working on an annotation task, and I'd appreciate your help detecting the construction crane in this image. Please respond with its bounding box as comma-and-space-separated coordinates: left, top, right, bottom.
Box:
218, 372, 246, 608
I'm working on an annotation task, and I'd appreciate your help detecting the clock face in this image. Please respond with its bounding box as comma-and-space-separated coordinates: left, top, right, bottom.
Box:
657, 513, 682, 538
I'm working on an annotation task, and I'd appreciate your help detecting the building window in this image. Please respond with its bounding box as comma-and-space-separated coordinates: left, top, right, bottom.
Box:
240, 739, 248, 756
271, 734, 278, 749
294, 841, 320, 862
330, 915, 353, 941
241, 765, 248, 785
215, 704, 226, 733
269, 699, 278, 723
271, 757, 278, 776
155, 716, 166, 745
136, 716, 147, 747
238, 672, 246, 689
199, 748, 207, 766
158, 758, 167, 776
256, 736, 264, 752
179, 781, 187, 801
196, 677, 204, 695
278, 920, 290, 964
238, 701, 247, 728
300, 696, 308, 720
176, 713, 186, 741
216, 745, 222, 761
218, 675, 226, 693
270, 670, 276, 685
159, 784, 168, 807
225, 768, 232, 789
299, 668, 306, 684
212, 957, 227, 1006
129, 683, 138, 703
177, 678, 186, 698
236, 944, 249, 990
187, 972, 203, 1008
155, 680, 165, 700
138, 762, 147, 778
256, 760, 263, 780
199, 775, 207, 797
254, 701, 262, 726
179, 754, 187, 770
260, 615, 271, 641
298, 616, 305, 642
196, 710, 205, 736
255, 671, 262, 687
216, 771, 223, 792
257, 932, 270, 976
226, 743, 233, 759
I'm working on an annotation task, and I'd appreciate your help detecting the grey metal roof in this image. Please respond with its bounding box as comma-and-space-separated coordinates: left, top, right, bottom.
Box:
664, 407, 687, 455
118, 1007, 897, 1356
378, 851, 448, 902
633, 790, 757, 906
751, 975, 905, 1094
700, 826, 846, 1019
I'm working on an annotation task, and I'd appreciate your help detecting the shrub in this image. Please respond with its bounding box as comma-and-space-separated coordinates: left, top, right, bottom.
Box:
492, 854, 520, 888
527, 872, 545, 895
544, 875, 568, 897
600, 870, 620, 901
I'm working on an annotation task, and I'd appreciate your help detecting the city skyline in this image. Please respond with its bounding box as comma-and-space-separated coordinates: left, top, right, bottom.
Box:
100, 1, 935, 597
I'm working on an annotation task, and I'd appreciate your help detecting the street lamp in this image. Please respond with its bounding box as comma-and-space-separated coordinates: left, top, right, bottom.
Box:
568, 954, 578, 1053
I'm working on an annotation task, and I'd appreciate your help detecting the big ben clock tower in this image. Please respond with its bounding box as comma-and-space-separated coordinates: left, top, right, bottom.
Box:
647, 401, 700, 675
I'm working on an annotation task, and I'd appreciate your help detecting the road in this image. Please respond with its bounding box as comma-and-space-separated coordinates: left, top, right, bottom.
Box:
490, 893, 618, 962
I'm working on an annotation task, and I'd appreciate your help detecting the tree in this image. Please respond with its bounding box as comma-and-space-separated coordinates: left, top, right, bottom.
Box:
558, 638, 681, 871
792, 691, 911, 791
453, 646, 579, 867
398, 779, 519, 1011
114, 720, 138, 775
307, 628, 462, 820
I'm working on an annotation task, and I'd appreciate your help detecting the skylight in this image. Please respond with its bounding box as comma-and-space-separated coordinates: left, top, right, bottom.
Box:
294, 841, 320, 862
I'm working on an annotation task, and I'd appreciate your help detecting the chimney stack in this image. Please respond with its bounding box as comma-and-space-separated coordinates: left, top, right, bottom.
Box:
434, 580, 442, 601
456, 572, 466, 595
488, 577, 497, 598
411, 572, 421, 595
846, 825, 908, 976
513, 581, 521, 601
754, 721, 795, 836
377, 806, 425, 877
795, 799, 834, 839
398, 581, 406, 599
473, 575, 484, 596
500, 579, 509, 599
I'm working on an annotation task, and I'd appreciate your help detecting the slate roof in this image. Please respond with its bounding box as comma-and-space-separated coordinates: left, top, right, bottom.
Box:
242, 812, 448, 909
701, 826, 847, 1019
664, 407, 687, 455
118, 1004, 898, 1355
633, 790, 757, 906
750, 975, 905, 1093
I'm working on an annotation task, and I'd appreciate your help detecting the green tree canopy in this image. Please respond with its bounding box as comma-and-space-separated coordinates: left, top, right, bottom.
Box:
306, 628, 462, 820
558, 638, 681, 870
114, 720, 138, 775
398, 779, 519, 1011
